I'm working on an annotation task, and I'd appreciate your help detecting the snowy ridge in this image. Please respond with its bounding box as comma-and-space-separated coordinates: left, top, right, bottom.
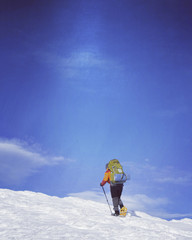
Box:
0, 189, 192, 240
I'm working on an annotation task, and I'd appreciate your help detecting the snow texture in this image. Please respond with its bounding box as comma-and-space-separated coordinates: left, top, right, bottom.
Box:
0, 189, 192, 240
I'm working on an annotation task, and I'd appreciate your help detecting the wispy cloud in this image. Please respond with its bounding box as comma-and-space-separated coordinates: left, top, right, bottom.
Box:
63, 51, 107, 68
58, 50, 113, 80
33, 47, 125, 95
156, 106, 188, 118
0, 139, 70, 185
155, 175, 192, 185
152, 165, 192, 186
123, 194, 170, 211
124, 161, 192, 187
43, 49, 119, 69
35, 48, 123, 80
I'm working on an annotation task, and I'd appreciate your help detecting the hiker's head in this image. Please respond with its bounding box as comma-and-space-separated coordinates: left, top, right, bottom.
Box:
105, 163, 109, 169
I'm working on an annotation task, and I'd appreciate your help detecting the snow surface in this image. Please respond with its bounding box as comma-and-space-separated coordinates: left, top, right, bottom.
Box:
0, 189, 192, 240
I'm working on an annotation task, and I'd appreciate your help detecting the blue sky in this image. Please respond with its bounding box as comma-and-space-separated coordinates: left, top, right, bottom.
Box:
0, 0, 192, 219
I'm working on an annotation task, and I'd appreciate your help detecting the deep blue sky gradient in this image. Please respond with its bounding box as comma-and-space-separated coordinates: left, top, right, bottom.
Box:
0, 0, 192, 218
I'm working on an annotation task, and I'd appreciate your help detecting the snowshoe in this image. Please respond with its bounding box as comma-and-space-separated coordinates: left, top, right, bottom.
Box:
120, 206, 127, 217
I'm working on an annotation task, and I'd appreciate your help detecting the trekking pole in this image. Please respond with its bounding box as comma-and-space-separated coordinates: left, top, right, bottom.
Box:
101, 186, 113, 215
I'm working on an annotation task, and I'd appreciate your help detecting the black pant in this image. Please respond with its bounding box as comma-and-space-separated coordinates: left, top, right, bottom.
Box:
110, 184, 124, 212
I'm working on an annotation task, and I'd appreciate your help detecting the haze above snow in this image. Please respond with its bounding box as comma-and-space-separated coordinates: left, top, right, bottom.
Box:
0, 189, 192, 240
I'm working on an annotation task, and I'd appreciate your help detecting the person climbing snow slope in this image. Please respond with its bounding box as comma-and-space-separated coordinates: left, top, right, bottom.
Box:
100, 159, 128, 216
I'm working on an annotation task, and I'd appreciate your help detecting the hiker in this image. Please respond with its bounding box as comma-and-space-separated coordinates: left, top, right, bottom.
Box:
100, 160, 126, 216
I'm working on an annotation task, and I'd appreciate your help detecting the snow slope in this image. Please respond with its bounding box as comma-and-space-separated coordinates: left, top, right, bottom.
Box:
0, 189, 192, 240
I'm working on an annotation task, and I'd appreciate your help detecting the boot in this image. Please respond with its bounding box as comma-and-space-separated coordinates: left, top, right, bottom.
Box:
112, 210, 119, 216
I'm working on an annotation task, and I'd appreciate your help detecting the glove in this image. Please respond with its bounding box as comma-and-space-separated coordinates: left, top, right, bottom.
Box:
100, 183, 103, 187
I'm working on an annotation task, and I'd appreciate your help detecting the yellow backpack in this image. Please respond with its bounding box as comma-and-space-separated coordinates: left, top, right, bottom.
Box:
108, 159, 127, 184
